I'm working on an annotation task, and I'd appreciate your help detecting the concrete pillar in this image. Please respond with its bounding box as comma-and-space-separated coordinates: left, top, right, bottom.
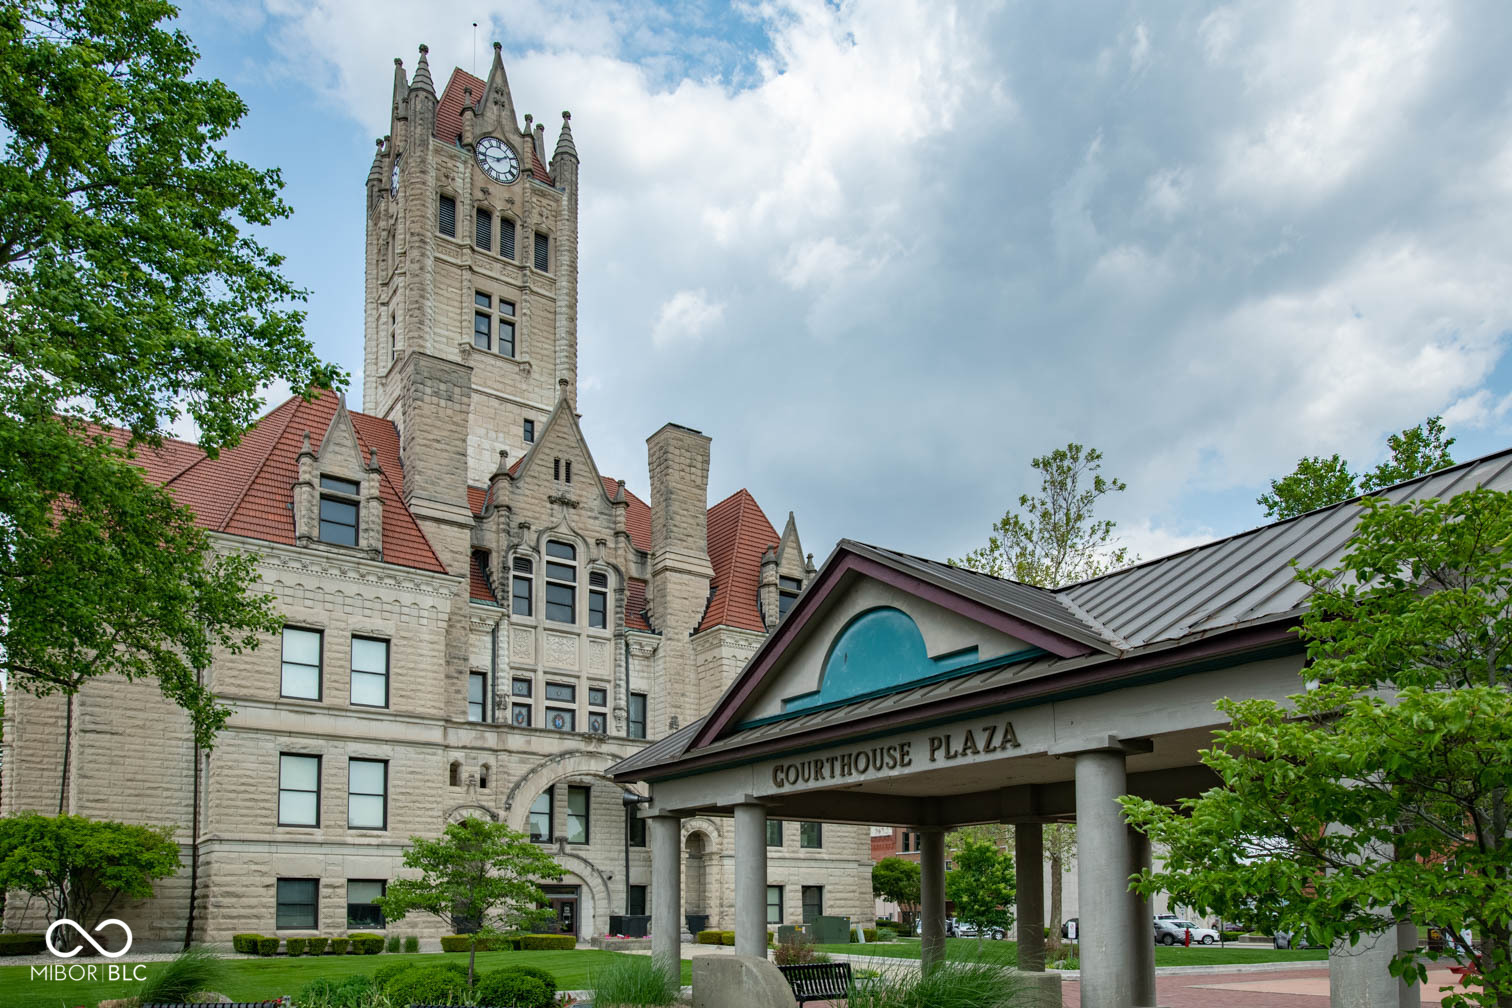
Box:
650, 814, 682, 973
1075, 749, 1134, 1008
732, 803, 768, 959
1016, 823, 1045, 971
919, 827, 947, 976
1329, 922, 1421, 1008
1128, 827, 1156, 1007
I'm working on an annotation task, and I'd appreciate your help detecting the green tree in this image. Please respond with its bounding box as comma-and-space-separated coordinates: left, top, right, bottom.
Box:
0, 813, 180, 948
945, 836, 1015, 938
0, 0, 341, 807
376, 817, 565, 986
1123, 487, 1512, 1008
952, 443, 1133, 585
872, 856, 921, 923
1044, 823, 1076, 941
1257, 416, 1454, 520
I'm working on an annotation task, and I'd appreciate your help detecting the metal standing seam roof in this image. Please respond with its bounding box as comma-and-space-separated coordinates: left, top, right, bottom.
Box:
610, 446, 1512, 780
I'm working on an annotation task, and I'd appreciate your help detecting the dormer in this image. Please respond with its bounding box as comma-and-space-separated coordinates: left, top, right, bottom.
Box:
760, 511, 811, 630
293, 400, 384, 560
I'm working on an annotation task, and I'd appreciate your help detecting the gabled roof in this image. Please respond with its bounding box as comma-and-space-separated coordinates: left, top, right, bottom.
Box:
436, 69, 554, 183
700, 488, 780, 634
130, 391, 446, 574
612, 446, 1512, 782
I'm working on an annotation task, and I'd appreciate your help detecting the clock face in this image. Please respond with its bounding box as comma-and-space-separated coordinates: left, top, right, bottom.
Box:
389, 155, 401, 197
475, 136, 520, 184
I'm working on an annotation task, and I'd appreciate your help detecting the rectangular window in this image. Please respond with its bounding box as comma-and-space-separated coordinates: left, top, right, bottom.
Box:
438, 194, 456, 237
281, 627, 322, 700
318, 476, 360, 547
901, 830, 912, 854
767, 819, 783, 847
475, 208, 492, 251
588, 687, 607, 708
545, 583, 575, 623
628, 693, 647, 740
350, 637, 389, 708
512, 677, 533, 697
779, 576, 802, 618
800, 822, 823, 848
512, 703, 533, 727
545, 682, 575, 703
534, 231, 550, 271
500, 218, 516, 260
468, 671, 487, 722
499, 318, 515, 358
588, 711, 606, 734
801, 886, 824, 925
348, 759, 388, 830
512, 557, 533, 616
475, 291, 490, 308
523, 419, 535, 443
567, 785, 590, 843
473, 311, 491, 351
347, 879, 385, 929
767, 885, 783, 925
629, 813, 646, 847
546, 707, 575, 731
588, 589, 607, 629
278, 753, 320, 827
545, 541, 576, 623
529, 789, 552, 842
276, 878, 318, 930
629, 884, 647, 916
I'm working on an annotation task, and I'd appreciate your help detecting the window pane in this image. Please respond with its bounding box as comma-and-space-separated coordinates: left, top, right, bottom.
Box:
499, 299, 515, 317
629, 815, 646, 847
512, 703, 532, 727
349, 794, 385, 829
588, 687, 607, 707
767, 886, 782, 925
800, 822, 822, 848
283, 627, 321, 666
349, 759, 386, 829
545, 583, 575, 623
320, 476, 360, 495
588, 712, 606, 733
523, 420, 534, 443
546, 561, 576, 582
475, 291, 491, 308
545, 682, 575, 702
499, 320, 515, 357
319, 496, 358, 546
779, 576, 803, 591
512, 576, 532, 616
779, 592, 797, 617
281, 754, 318, 791
567, 786, 589, 843
282, 663, 319, 699
279, 790, 317, 826
468, 673, 485, 704
546, 707, 575, 731
351, 638, 387, 674
529, 790, 552, 842
589, 590, 607, 629
512, 677, 533, 697
628, 693, 647, 739
629, 885, 646, 915
802, 886, 823, 925
767, 819, 782, 847
347, 879, 385, 929
546, 540, 576, 560
350, 760, 385, 794
350, 670, 386, 707
276, 879, 318, 930
473, 312, 491, 350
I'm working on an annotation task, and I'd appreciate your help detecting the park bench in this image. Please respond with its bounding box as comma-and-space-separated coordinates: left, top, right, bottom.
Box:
778, 961, 853, 1005
1449, 964, 1478, 985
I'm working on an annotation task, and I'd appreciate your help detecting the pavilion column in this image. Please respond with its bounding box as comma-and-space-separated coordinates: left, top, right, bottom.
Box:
918, 827, 947, 976
650, 814, 683, 974
732, 803, 769, 959
1075, 749, 1135, 1008
1016, 822, 1045, 971
1128, 826, 1156, 1007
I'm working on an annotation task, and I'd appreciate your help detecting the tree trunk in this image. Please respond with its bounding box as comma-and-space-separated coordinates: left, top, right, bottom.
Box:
1049, 848, 1063, 938
468, 938, 477, 987
57, 692, 74, 814
183, 743, 201, 949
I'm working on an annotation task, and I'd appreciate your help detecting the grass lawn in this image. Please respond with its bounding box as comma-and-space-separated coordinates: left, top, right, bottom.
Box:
817, 936, 1330, 967
0, 948, 694, 1008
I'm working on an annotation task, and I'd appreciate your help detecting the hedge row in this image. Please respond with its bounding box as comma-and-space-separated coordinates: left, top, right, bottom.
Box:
696, 929, 775, 947
0, 933, 45, 956
436, 933, 575, 952
231, 932, 383, 956
849, 928, 879, 942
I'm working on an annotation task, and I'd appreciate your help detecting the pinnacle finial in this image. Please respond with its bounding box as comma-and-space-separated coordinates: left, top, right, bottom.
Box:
554, 110, 578, 162
410, 44, 435, 96
494, 41, 502, 51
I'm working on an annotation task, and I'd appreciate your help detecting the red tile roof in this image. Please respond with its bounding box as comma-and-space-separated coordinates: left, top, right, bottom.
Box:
125, 391, 446, 575
436, 70, 554, 184
699, 488, 779, 634
470, 550, 498, 605
601, 476, 652, 553
468, 485, 488, 516
624, 576, 651, 632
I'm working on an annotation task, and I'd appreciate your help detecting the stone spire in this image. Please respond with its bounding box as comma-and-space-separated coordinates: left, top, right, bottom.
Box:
368, 137, 383, 186
391, 57, 408, 114
553, 111, 578, 162
410, 44, 435, 97
480, 41, 518, 134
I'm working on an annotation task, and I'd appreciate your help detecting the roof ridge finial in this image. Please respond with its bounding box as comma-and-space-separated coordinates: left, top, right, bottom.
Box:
410, 44, 435, 96
553, 110, 577, 162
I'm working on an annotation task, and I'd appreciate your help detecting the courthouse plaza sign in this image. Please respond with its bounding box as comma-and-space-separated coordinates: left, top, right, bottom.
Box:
769, 719, 1022, 789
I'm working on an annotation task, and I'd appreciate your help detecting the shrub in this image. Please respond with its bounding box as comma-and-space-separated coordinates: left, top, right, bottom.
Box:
588, 954, 679, 1008
285, 937, 307, 956
403, 934, 420, 953
328, 937, 350, 955
374, 957, 465, 989
385, 933, 401, 953
307, 936, 329, 955
497, 964, 557, 995
255, 937, 280, 956
384, 965, 471, 1007
774, 934, 819, 966
296, 974, 375, 1008
348, 932, 384, 954
439, 932, 509, 953
850, 928, 879, 943
847, 960, 1023, 1008
0, 933, 45, 956
719, 930, 735, 946
134, 947, 228, 1005
696, 930, 722, 945
876, 927, 897, 941
231, 933, 262, 955
440, 934, 470, 953
474, 970, 552, 1008
519, 933, 575, 951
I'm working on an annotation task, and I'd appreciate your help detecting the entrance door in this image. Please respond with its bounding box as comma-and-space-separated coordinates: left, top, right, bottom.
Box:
540, 884, 581, 938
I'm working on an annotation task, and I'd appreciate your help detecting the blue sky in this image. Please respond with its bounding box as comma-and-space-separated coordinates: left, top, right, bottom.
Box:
177, 0, 1512, 567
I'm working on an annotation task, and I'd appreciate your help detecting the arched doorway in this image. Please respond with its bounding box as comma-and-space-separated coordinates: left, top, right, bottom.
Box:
684, 830, 710, 934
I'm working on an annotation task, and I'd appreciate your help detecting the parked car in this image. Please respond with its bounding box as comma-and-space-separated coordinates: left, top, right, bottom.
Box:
954, 920, 1006, 940
1154, 918, 1220, 945
1273, 930, 1325, 950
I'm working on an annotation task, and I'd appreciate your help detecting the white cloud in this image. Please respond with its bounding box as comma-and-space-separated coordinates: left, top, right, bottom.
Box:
651, 290, 725, 349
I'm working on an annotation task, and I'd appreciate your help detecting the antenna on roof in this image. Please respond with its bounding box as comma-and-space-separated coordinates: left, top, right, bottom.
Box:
472, 22, 478, 74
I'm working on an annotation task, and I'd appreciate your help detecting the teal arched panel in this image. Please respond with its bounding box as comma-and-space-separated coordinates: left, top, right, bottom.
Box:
782, 607, 979, 714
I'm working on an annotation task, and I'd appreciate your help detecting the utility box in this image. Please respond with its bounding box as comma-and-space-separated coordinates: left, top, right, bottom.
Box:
777, 925, 803, 945
812, 915, 850, 945
609, 914, 651, 938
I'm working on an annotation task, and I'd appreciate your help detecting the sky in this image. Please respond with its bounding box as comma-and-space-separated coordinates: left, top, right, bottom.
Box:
176, 0, 1512, 569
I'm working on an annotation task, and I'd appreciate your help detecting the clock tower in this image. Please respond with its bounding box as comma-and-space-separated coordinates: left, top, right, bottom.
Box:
364, 42, 579, 504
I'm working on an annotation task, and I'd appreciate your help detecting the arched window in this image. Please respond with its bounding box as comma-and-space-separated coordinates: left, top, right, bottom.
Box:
448, 760, 461, 787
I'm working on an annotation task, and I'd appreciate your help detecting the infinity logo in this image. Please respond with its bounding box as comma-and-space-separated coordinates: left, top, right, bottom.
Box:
44, 918, 133, 959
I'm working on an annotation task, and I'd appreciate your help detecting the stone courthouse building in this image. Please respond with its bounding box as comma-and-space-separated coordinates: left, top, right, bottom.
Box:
1, 44, 872, 948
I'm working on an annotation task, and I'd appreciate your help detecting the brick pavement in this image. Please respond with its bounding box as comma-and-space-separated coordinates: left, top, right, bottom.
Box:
1059, 967, 1471, 1006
